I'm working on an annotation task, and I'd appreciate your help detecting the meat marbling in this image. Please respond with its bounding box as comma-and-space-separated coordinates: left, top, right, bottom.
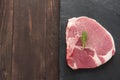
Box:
66, 16, 115, 69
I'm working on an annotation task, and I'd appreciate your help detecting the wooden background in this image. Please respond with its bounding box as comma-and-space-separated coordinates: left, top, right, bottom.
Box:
0, 0, 59, 80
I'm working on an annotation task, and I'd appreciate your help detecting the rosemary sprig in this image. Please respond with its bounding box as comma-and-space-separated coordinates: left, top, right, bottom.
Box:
81, 31, 87, 49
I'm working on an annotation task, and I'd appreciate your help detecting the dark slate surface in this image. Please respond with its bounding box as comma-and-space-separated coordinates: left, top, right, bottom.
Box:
60, 0, 120, 80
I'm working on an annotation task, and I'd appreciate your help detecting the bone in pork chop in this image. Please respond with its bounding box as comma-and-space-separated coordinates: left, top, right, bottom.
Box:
66, 16, 115, 69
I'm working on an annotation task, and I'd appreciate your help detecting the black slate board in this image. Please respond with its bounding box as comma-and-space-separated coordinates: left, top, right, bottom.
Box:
60, 0, 120, 80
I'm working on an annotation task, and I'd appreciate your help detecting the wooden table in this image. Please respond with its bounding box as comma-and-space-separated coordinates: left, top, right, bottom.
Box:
0, 0, 59, 80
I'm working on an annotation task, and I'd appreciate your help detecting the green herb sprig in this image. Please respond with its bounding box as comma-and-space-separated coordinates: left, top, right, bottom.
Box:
81, 31, 87, 49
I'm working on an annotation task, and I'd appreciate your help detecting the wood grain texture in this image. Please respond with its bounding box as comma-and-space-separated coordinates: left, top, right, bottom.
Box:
12, 0, 59, 80
0, 0, 13, 80
45, 0, 59, 80
0, 0, 59, 80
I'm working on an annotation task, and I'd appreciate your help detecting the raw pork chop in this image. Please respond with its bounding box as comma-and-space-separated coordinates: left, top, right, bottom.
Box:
66, 16, 115, 69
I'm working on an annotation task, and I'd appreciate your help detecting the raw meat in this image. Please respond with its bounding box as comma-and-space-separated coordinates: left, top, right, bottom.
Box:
66, 16, 115, 69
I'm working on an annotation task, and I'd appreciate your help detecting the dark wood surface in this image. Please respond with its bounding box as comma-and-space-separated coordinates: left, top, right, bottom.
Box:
0, 0, 59, 80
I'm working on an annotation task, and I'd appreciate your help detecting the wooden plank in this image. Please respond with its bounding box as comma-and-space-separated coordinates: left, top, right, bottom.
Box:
12, 0, 46, 80
0, 0, 13, 80
12, 0, 59, 80
45, 0, 59, 80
